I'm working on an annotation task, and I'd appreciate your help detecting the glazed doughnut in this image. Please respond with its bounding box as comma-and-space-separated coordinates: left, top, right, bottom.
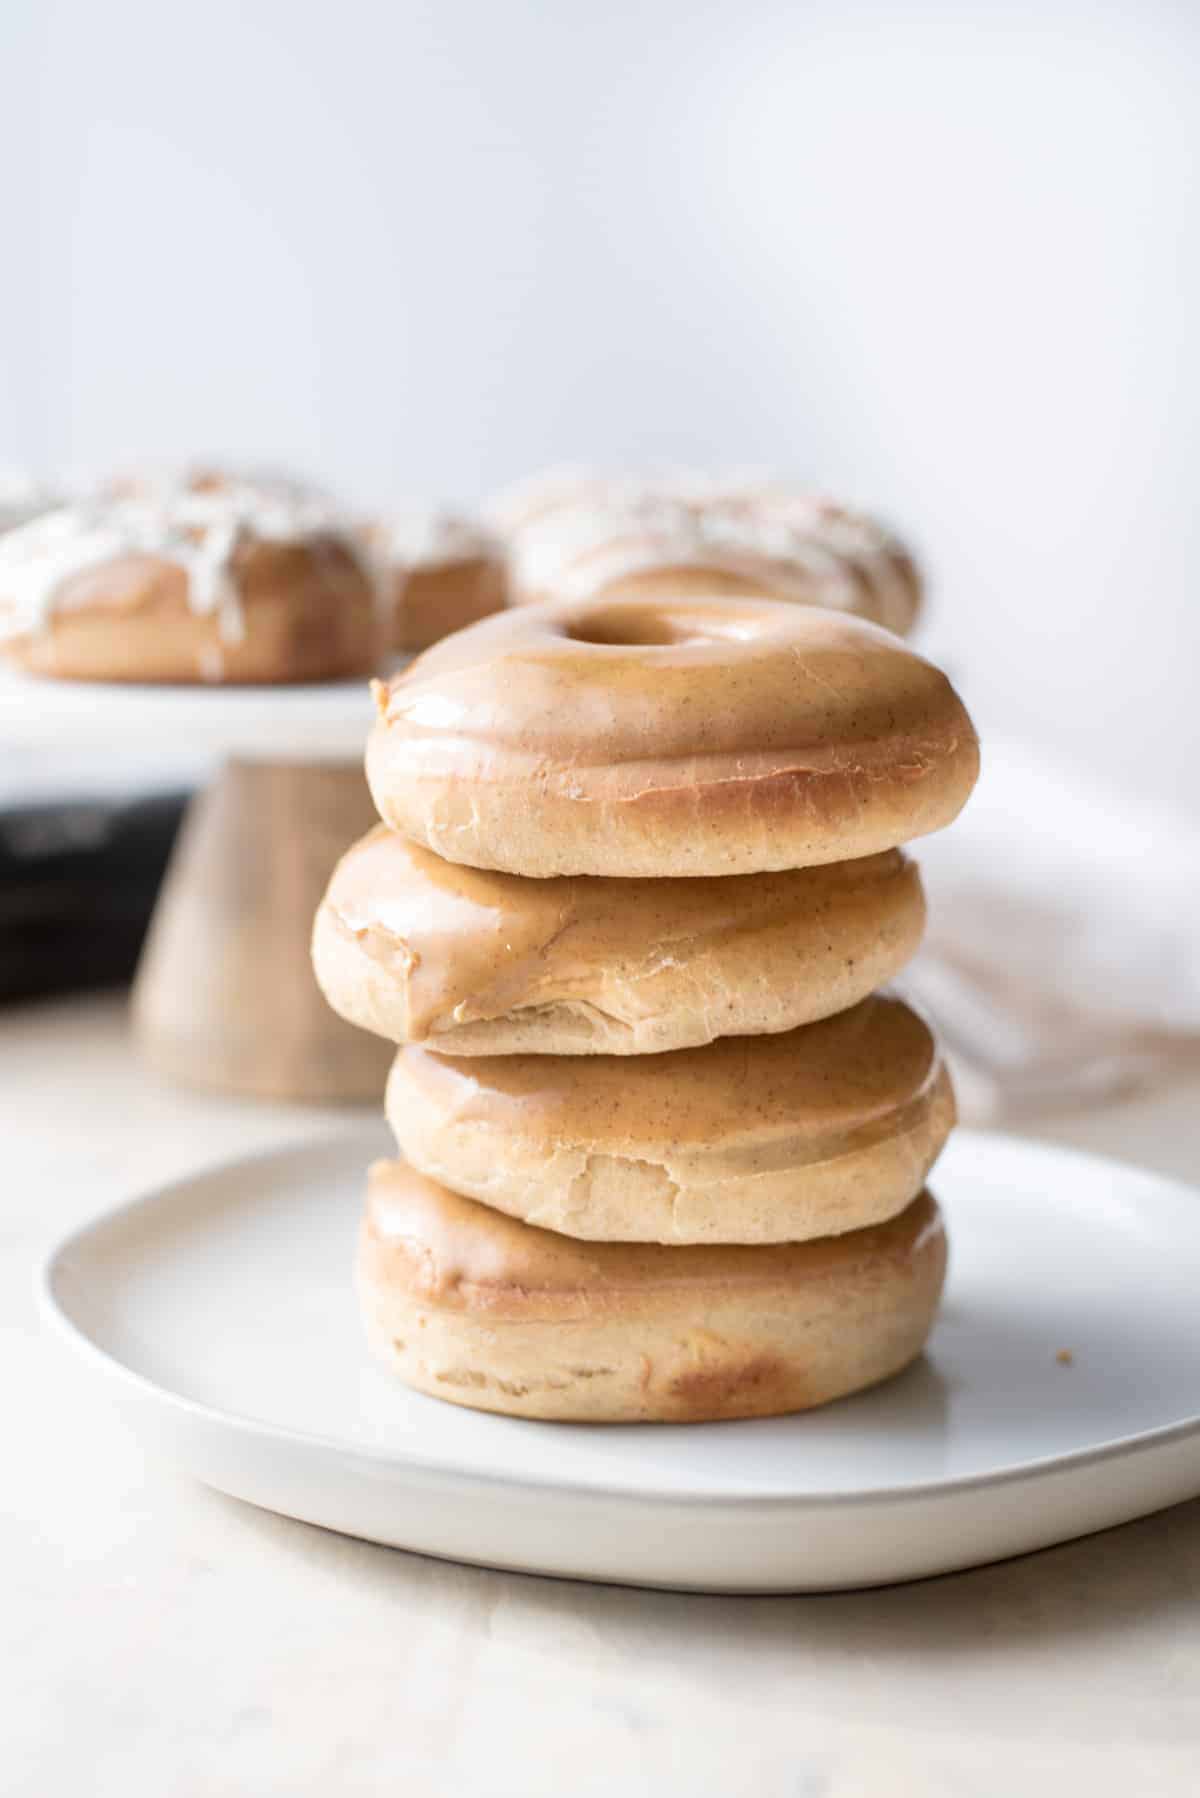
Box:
385, 995, 955, 1244
313, 824, 926, 1056
366, 595, 980, 878
0, 484, 381, 683
504, 480, 922, 637
366, 509, 507, 653
360, 1161, 948, 1421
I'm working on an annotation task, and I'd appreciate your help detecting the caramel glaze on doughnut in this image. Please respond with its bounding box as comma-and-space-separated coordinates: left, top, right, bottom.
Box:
359, 1162, 948, 1421
367, 595, 980, 877
385, 994, 956, 1245
313, 824, 926, 1056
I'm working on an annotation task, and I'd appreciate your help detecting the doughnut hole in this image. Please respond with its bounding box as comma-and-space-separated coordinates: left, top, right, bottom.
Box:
562, 599, 768, 649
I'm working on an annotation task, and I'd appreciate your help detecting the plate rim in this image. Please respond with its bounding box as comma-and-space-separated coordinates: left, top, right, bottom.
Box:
37, 1126, 1200, 1513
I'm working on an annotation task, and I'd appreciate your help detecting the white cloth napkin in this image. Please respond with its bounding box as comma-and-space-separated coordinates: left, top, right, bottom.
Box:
904, 738, 1200, 1122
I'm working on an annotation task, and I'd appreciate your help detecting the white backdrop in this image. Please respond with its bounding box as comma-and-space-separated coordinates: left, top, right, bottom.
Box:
3, 0, 1197, 807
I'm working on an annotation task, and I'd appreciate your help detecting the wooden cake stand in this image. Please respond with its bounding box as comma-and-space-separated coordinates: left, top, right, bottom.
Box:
0, 672, 395, 1103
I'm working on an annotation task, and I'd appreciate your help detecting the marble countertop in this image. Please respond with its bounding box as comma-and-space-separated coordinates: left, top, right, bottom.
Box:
5, 994, 1199, 1797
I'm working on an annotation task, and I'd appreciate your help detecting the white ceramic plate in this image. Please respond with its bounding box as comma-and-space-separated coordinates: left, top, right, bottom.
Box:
40, 1128, 1200, 1592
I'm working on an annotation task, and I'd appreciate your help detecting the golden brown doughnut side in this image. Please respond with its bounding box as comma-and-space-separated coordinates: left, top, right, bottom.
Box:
547, 563, 782, 602
312, 824, 927, 1055
392, 554, 508, 654
366, 724, 980, 876
384, 998, 957, 1244
366, 598, 979, 876
359, 1161, 948, 1421
1, 538, 379, 683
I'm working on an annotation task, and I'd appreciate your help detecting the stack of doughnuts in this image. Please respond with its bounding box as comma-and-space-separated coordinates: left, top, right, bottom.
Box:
490, 470, 922, 638
315, 588, 979, 1423
0, 471, 381, 684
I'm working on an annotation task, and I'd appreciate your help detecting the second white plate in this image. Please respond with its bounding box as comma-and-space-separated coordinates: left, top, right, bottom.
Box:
41, 1129, 1200, 1592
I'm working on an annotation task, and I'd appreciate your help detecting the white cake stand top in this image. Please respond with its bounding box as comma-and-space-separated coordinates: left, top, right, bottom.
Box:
0, 664, 391, 763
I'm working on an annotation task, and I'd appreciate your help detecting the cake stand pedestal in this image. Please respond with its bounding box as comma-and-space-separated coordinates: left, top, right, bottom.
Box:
0, 672, 395, 1103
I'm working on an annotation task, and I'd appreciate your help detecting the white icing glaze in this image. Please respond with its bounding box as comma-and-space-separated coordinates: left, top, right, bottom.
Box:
741, 489, 918, 634
0, 482, 360, 647
512, 490, 688, 594
507, 477, 918, 635
377, 507, 497, 572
